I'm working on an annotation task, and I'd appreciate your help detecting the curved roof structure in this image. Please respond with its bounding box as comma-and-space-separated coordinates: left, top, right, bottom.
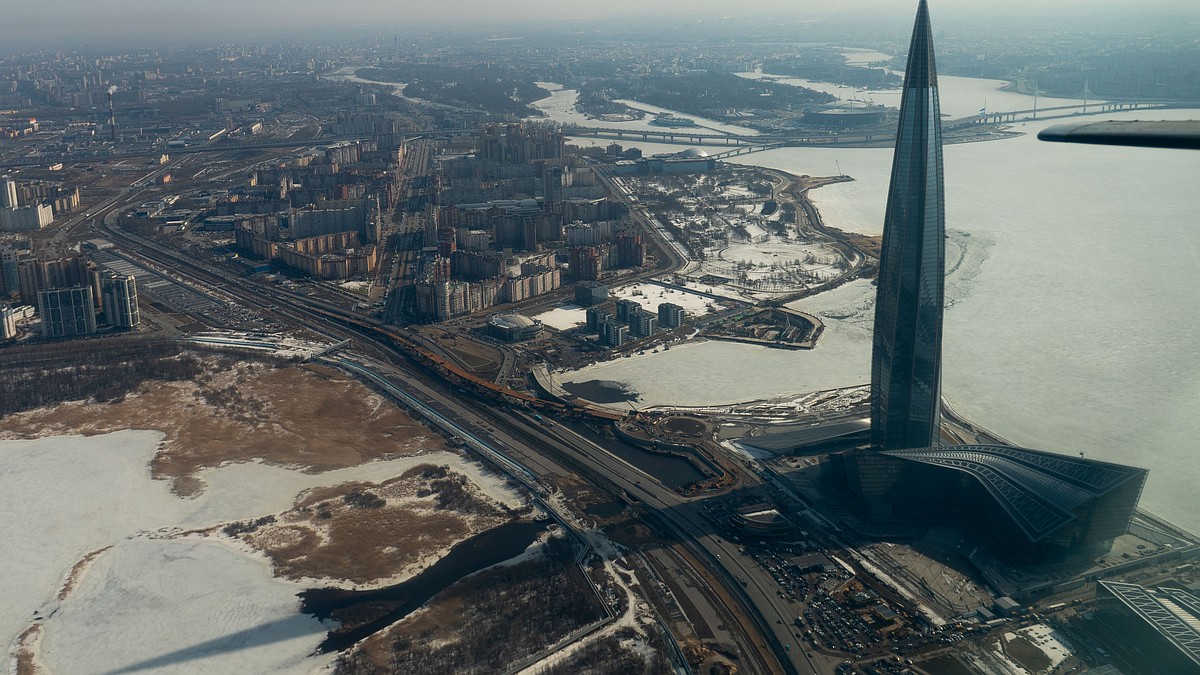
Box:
881, 445, 1147, 542
489, 313, 537, 329
813, 100, 888, 115
1099, 581, 1200, 667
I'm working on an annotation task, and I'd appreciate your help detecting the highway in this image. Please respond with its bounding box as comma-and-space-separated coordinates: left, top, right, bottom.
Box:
338, 353, 792, 673
76, 138, 856, 674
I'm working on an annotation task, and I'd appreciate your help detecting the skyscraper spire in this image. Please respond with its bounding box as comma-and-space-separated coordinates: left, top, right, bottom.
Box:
870, 0, 946, 450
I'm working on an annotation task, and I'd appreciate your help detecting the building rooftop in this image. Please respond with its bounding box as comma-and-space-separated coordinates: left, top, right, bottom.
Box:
489, 313, 537, 329
741, 418, 870, 454
882, 445, 1147, 542
1098, 581, 1200, 667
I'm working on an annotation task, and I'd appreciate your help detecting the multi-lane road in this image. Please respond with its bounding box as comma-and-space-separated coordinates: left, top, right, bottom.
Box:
65, 138, 868, 673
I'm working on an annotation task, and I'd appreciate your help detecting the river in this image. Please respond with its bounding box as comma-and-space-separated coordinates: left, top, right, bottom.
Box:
301, 519, 548, 652
532, 68, 1200, 534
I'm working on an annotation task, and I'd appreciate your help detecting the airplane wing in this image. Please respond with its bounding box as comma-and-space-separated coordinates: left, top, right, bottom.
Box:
1038, 120, 1200, 150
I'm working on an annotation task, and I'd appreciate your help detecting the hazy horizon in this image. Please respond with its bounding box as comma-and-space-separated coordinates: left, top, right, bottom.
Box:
4, 1, 1199, 51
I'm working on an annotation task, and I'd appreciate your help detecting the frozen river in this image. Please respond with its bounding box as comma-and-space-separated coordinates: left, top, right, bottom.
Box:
541, 74, 1200, 533
0, 431, 519, 673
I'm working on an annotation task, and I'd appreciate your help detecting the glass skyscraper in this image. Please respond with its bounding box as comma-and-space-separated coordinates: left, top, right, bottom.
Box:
870, 0, 946, 450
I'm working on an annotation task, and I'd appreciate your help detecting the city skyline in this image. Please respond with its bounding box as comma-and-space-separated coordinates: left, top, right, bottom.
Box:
0, 0, 1196, 672
3, 1, 1199, 49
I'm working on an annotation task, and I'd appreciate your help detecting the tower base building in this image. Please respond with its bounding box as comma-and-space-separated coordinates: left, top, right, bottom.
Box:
832, 445, 1146, 563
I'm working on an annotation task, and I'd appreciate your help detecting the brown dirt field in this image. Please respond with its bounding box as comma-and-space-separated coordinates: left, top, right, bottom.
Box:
607, 520, 663, 549
346, 556, 524, 670
58, 546, 112, 600
14, 625, 41, 675
419, 327, 503, 376
0, 359, 448, 496
1003, 634, 1052, 673
240, 471, 509, 584
846, 233, 883, 261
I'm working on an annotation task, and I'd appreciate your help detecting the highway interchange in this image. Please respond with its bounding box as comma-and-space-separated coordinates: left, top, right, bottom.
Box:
64, 137, 903, 675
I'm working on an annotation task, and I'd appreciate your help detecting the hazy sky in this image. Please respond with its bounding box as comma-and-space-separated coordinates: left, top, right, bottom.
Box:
4, 1, 1197, 49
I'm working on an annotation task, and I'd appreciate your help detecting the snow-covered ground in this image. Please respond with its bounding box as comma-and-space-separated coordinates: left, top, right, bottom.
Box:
534, 303, 587, 330
338, 280, 371, 294
1014, 623, 1073, 670
1, 430, 523, 673
611, 281, 724, 316
40, 537, 332, 675
611, 99, 761, 137
557, 279, 874, 408
533, 282, 725, 332
530, 82, 759, 137
973, 625, 1073, 675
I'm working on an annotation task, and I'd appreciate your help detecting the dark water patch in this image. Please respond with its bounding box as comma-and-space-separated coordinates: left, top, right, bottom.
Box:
561, 379, 640, 404
603, 441, 706, 489
583, 501, 626, 518
301, 519, 547, 652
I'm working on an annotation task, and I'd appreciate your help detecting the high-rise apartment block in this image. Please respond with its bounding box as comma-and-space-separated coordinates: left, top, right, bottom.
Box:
478, 123, 564, 165
658, 302, 685, 329
630, 309, 657, 338
574, 281, 608, 307
2, 178, 16, 208
101, 273, 140, 328
585, 307, 611, 333
38, 286, 97, 338
614, 298, 641, 324
599, 318, 627, 347
0, 306, 16, 340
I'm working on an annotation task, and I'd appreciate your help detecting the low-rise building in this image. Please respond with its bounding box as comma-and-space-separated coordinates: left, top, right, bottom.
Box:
488, 313, 543, 342
574, 281, 608, 307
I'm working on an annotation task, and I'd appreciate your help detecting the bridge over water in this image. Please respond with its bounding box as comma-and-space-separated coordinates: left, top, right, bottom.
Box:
953, 99, 1179, 127
557, 99, 1189, 157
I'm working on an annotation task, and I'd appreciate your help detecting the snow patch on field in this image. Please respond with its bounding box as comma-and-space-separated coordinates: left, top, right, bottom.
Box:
534, 303, 587, 330
611, 281, 725, 315
534, 282, 725, 332
39, 537, 334, 675
1, 430, 525, 673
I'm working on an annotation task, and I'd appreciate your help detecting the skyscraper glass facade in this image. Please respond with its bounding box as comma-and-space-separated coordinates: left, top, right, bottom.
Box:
870, 0, 946, 450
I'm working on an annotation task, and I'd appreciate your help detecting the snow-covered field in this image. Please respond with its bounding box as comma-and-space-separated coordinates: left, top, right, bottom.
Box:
40, 537, 332, 675
557, 279, 874, 408
1, 430, 524, 674
530, 82, 759, 138
611, 281, 723, 315
533, 282, 725, 332
534, 303, 587, 330
611, 99, 761, 137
